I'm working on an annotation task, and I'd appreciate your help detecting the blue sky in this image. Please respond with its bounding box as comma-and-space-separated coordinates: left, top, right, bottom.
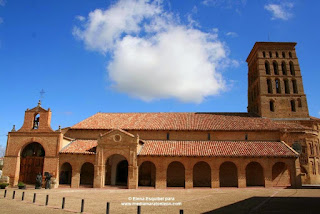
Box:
1, 0, 320, 153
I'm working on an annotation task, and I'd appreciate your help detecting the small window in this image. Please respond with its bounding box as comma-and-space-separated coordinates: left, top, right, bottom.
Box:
208, 133, 211, 140
281, 61, 287, 75
245, 134, 248, 140
284, 79, 290, 94
275, 79, 281, 94
263, 51, 266, 58
269, 51, 272, 58
292, 79, 298, 93
267, 79, 272, 94
289, 52, 292, 58
273, 61, 279, 75
291, 100, 296, 112
270, 100, 275, 112
166, 133, 170, 140
289, 61, 295, 75
282, 52, 285, 58
265, 61, 270, 75
276, 52, 279, 58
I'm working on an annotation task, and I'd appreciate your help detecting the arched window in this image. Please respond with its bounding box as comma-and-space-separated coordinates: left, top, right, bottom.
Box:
298, 98, 302, 107
289, 52, 292, 58
267, 79, 272, 94
276, 52, 279, 58
33, 113, 40, 129
291, 100, 296, 112
265, 61, 270, 75
273, 61, 279, 75
281, 61, 287, 75
289, 61, 295, 75
284, 79, 290, 94
270, 100, 275, 112
269, 51, 272, 58
263, 51, 266, 58
282, 52, 285, 58
292, 79, 298, 93
275, 79, 281, 94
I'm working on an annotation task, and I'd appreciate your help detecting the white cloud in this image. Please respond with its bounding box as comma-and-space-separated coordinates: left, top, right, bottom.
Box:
226, 32, 238, 37
74, 0, 236, 103
202, 0, 247, 8
75, 15, 85, 21
264, 3, 294, 20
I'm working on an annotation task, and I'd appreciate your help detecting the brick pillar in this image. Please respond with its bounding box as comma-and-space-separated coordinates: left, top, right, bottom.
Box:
94, 164, 105, 188
128, 165, 138, 189
185, 167, 193, 189
264, 162, 273, 188
292, 158, 302, 188
2, 156, 20, 186
238, 163, 246, 188
71, 165, 80, 188
156, 162, 166, 189
211, 161, 219, 188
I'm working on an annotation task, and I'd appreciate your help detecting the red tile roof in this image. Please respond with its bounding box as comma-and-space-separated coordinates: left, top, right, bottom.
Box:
60, 140, 97, 155
71, 112, 308, 131
139, 140, 298, 157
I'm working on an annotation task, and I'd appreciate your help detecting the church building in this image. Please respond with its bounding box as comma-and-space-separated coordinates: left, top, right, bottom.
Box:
3, 42, 320, 189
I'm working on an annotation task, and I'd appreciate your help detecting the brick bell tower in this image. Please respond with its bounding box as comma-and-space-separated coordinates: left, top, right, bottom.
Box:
246, 42, 309, 119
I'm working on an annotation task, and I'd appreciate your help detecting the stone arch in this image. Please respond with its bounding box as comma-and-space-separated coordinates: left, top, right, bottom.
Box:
59, 162, 72, 185
167, 161, 185, 187
272, 162, 291, 187
139, 161, 156, 187
105, 154, 128, 186
80, 162, 94, 187
19, 142, 45, 184
246, 162, 264, 187
219, 161, 238, 187
193, 161, 211, 187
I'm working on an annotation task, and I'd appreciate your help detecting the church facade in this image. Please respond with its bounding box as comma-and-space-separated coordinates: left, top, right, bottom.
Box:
3, 42, 320, 189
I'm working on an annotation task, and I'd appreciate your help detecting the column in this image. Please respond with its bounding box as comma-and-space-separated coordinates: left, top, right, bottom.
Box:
155, 161, 166, 189
185, 166, 193, 189
71, 165, 80, 188
238, 162, 246, 188
211, 161, 219, 188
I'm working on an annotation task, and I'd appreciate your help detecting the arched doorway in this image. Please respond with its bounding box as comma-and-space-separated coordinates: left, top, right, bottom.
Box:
167, 161, 185, 187
219, 162, 238, 187
80, 162, 94, 187
19, 142, 45, 184
193, 161, 211, 187
139, 161, 156, 187
59, 162, 72, 185
272, 162, 291, 187
246, 162, 264, 187
105, 154, 128, 186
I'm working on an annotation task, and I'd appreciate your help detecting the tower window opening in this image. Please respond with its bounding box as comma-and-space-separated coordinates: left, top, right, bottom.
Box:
269, 51, 272, 58
263, 51, 266, 58
281, 61, 287, 75
284, 79, 290, 94
269, 100, 275, 112
292, 79, 298, 93
276, 52, 279, 58
33, 114, 40, 129
290, 61, 295, 75
273, 61, 279, 75
290, 100, 296, 112
267, 79, 272, 94
282, 52, 285, 58
275, 79, 281, 94
265, 61, 270, 75
289, 52, 292, 58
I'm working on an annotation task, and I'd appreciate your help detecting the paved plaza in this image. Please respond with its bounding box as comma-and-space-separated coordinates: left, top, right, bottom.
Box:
0, 186, 320, 213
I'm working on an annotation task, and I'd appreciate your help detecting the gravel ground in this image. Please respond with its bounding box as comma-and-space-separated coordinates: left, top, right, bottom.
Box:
0, 186, 320, 214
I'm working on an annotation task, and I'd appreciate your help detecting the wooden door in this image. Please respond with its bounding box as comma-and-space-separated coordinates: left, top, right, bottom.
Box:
19, 157, 44, 184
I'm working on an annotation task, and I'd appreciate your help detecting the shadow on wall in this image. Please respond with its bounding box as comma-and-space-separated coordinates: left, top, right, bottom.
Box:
203, 197, 320, 214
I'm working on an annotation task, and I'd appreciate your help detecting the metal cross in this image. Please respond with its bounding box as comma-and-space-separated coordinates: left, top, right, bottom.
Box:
40, 89, 45, 101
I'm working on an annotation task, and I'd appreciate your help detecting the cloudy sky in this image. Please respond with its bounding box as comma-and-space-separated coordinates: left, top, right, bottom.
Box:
1, 0, 320, 151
